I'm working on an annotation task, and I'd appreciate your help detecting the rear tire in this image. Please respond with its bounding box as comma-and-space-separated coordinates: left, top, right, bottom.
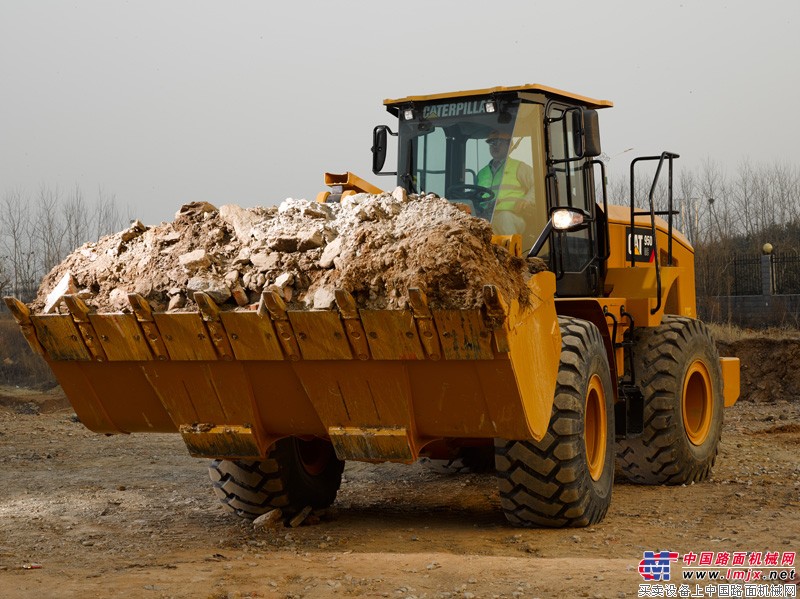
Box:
495, 317, 614, 527
420, 446, 496, 474
616, 316, 723, 485
209, 437, 344, 520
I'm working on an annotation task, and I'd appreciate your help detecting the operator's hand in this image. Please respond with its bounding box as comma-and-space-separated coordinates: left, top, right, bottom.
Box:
476, 198, 495, 220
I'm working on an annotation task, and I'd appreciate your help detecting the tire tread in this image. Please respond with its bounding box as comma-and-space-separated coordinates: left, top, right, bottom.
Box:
495, 317, 614, 528
616, 316, 723, 485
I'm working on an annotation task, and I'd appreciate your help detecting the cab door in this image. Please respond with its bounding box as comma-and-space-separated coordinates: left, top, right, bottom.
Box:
545, 103, 602, 297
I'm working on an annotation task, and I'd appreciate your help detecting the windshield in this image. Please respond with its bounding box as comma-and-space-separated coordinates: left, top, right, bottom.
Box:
397, 99, 547, 248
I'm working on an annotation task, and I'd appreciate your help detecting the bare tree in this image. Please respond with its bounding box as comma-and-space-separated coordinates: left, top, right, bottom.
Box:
63, 183, 89, 251
730, 158, 756, 240
751, 163, 773, 246
32, 184, 64, 275
697, 159, 729, 245
770, 162, 800, 234
675, 170, 705, 245
94, 186, 125, 239
0, 189, 37, 300
1, 184, 130, 302
0, 254, 10, 297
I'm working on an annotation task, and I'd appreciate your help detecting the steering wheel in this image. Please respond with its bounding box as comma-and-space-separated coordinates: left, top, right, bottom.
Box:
446, 184, 495, 203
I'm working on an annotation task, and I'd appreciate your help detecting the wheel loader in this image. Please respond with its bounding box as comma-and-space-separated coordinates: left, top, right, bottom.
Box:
5, 83, 740, 528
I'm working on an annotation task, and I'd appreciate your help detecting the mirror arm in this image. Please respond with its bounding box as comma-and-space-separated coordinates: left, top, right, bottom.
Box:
527, 219, 554, 258
527, 207, 593, 258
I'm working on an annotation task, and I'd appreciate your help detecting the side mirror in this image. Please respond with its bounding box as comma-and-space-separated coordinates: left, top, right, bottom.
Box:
571, 109, 602, 158
582, 110, 602, 158
372, 125, 392, 174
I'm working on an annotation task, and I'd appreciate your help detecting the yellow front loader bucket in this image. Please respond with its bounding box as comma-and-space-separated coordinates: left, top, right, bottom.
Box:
5, 273, 561, 463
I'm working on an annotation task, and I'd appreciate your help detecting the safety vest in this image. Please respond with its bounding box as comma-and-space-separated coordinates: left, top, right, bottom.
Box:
476, 158, 527, 211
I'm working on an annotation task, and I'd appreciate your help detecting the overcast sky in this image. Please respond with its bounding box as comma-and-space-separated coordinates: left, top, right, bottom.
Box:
1, 1, 798, 226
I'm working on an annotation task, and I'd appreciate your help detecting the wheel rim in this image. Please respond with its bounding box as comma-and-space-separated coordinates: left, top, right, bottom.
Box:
584, 373, 607, 481
296, 438, 331, 476
683, 360, 713, 446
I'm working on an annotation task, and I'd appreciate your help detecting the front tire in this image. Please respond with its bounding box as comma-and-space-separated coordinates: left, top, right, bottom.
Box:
209, 437, 344, 520
495, 317, 614, 527
616, 316, 723, 485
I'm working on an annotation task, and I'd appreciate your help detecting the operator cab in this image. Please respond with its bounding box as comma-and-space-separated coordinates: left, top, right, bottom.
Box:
373, 84, 612, 298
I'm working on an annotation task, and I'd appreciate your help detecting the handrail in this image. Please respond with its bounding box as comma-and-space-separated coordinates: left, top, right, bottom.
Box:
589, 159, 610, 262
629, 152, 680, 314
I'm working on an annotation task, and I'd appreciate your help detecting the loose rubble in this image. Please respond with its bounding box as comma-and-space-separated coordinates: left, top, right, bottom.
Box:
252, 509, 283, 530
32, 190, 544, 314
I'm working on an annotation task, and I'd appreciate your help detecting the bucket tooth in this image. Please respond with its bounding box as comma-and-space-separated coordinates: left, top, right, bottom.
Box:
62, 293, 92, 322
128, 293, 169, 360
335, 289, 371, 361
408, 288, 442, 361
334, 289, 358, 319
483, 285, 511, 353
63, 294, 108, 362
260, 290, 301, 361
3, 297, 45, 356
194, 292, 235, 361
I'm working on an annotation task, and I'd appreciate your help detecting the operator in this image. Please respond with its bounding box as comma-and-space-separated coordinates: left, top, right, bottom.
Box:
476, 130, 535, 236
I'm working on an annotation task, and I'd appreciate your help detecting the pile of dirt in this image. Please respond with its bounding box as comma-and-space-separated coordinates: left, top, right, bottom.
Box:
33, 189, 542, 314
716, 337, 800, 403
0, 385, 69, 414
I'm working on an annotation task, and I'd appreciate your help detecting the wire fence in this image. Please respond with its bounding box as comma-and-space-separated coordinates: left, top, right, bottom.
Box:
772, 252, 800, 295
696, 251, 800, 297
695, 253, 763, 297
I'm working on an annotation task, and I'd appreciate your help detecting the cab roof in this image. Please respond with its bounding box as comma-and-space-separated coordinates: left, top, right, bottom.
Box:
384, 83, 613, 110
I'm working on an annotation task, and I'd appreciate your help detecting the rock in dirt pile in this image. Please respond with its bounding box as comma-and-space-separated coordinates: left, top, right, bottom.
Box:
33, 188, 544, 314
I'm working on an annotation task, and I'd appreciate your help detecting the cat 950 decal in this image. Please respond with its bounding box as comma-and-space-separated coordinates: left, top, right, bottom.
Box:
626, 227, 655, 263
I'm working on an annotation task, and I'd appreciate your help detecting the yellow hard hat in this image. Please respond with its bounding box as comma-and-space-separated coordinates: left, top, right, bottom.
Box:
486, 130, 512, 142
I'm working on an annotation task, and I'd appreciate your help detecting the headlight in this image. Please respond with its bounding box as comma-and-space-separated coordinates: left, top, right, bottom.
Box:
552, 209, 585, 230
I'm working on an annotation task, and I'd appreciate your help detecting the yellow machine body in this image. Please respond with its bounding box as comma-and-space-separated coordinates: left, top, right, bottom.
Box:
6, 83, 740, 466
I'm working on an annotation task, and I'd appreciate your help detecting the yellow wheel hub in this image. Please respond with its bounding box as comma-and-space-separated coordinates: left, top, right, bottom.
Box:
584, 374, 607, 481
297, 438, 330, 476
683, 360, 713, 446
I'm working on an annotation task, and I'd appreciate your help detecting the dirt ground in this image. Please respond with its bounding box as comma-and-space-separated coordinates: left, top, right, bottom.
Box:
0, 382, 798, 599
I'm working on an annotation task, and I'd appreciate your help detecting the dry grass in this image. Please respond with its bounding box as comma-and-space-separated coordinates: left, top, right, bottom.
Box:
706, 321, 800, 343
0, 313, 56, 387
